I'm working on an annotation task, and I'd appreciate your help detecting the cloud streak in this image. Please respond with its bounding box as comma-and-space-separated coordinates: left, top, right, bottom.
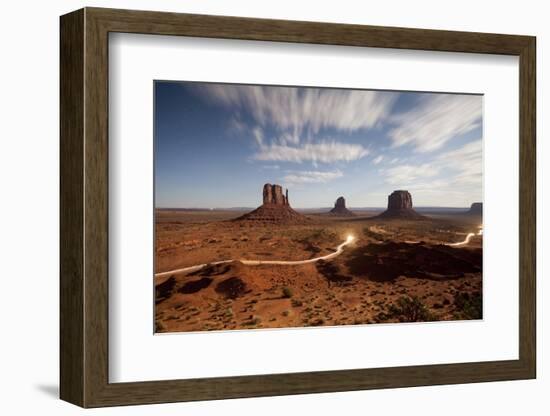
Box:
254, 141, 369, 164
191, 83, 482, 205
282, 169, 343, 185
389, 94, 482, 153
381, 139, 482, 205
372, 155, 384, 165
196, 84, 398, 136
437, 140, 482, 187
383, 163, 440, 185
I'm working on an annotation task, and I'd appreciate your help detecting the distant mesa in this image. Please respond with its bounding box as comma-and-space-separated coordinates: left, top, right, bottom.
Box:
329, 196, 355, 216
468, 202, 483, 216
375, 190, 425, 220
234, 183, 309, 224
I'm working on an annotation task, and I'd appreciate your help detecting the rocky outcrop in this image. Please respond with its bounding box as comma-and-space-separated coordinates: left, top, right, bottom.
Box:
376, 190, 424, 219
468, 202, 483, 216
263, 183, 289, 206
334, 196, 346, 209
155, 276, 176, 304
235, 183, 308, 224
329, 196, 354, 216
388, 190, 413, 210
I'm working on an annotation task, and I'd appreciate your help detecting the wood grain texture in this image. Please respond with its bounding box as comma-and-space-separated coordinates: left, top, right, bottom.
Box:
59, 8, 84, 406
83, 10, 110, 406
518, 38, 537, 376
88, 7, 532, 55
59, 7, 537, 408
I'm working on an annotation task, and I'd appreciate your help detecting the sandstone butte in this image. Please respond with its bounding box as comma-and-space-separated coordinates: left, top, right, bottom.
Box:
329, 196, 355, 216
468, 202, 483, 216
234, 183, 309, 224
376, 190, 425, 219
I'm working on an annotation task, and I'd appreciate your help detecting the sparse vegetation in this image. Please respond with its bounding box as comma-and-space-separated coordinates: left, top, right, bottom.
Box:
244, 315, 262, 326
308, 228, 337, 241
453, 291, 482, 320
155, 207, 482, 333
291, 299, 303, 307
362, 227, 386, 241
282, 286, 294, 298
310, 318, 325, 326
385, 296, 435, 322
155, 321, 166, 332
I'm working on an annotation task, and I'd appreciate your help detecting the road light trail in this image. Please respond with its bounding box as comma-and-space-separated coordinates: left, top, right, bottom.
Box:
447, 232, 476, 246
447, 226, 483, 247
155, 235, 356, 279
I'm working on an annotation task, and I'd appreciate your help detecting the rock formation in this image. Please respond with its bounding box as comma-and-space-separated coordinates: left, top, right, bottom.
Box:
329, 196, 354, 216
468, 202, 483, 216
263, 183, 289, 206
388, 190, 413, 210
376, 190, 424, 219
235, 183, 309, 224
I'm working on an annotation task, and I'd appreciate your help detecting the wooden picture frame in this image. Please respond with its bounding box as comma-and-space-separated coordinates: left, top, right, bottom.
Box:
60, 7, 536, 408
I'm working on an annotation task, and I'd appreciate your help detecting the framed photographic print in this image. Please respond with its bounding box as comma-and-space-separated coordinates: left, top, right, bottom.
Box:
60, 7, 536, 408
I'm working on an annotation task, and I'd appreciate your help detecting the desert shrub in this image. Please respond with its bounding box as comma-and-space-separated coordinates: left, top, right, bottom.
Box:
362, 227, 386, 241
291, 299, 303, 307
310, 318, 325, 326
155, 321, 166, 333
376, 311, 388, 321
316, 260, 352, 286
453, 291, 482, 320
282, 286, 294, 298
244, 315, 262, 326
386, 296, 435, 322
308, 228, 337, 241
215, 277, 247, 299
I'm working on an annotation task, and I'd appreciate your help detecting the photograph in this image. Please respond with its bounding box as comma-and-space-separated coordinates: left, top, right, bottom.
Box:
53, 5, 539, 409
153, 81, 483, 333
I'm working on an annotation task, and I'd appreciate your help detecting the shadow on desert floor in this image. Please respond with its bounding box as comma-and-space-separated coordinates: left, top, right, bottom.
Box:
345, 242, 481, 282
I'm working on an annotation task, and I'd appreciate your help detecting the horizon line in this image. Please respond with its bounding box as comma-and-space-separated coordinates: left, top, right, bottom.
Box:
156, 205, 479, 210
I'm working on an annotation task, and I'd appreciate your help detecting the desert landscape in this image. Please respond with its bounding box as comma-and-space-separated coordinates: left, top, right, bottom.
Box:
154, 81, 483, 333
155, 185, 482, 333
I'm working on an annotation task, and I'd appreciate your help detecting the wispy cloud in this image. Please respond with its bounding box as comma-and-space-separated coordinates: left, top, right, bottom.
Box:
372, 155, 384, 165
383, 163, 440, 185
252, 127, 264, 146
253, 141, 369, 164
196, 84, 398, 136
228, 116, 247, 135
189, 83, 482, 205
389, 94, 482, 153
260, 164, 280, 170
437, 140, 482, 187
282, 169, 343, 185
381, 139, 482, 205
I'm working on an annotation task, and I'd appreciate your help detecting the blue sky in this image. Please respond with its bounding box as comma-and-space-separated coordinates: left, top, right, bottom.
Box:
155, 81, 482, 209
